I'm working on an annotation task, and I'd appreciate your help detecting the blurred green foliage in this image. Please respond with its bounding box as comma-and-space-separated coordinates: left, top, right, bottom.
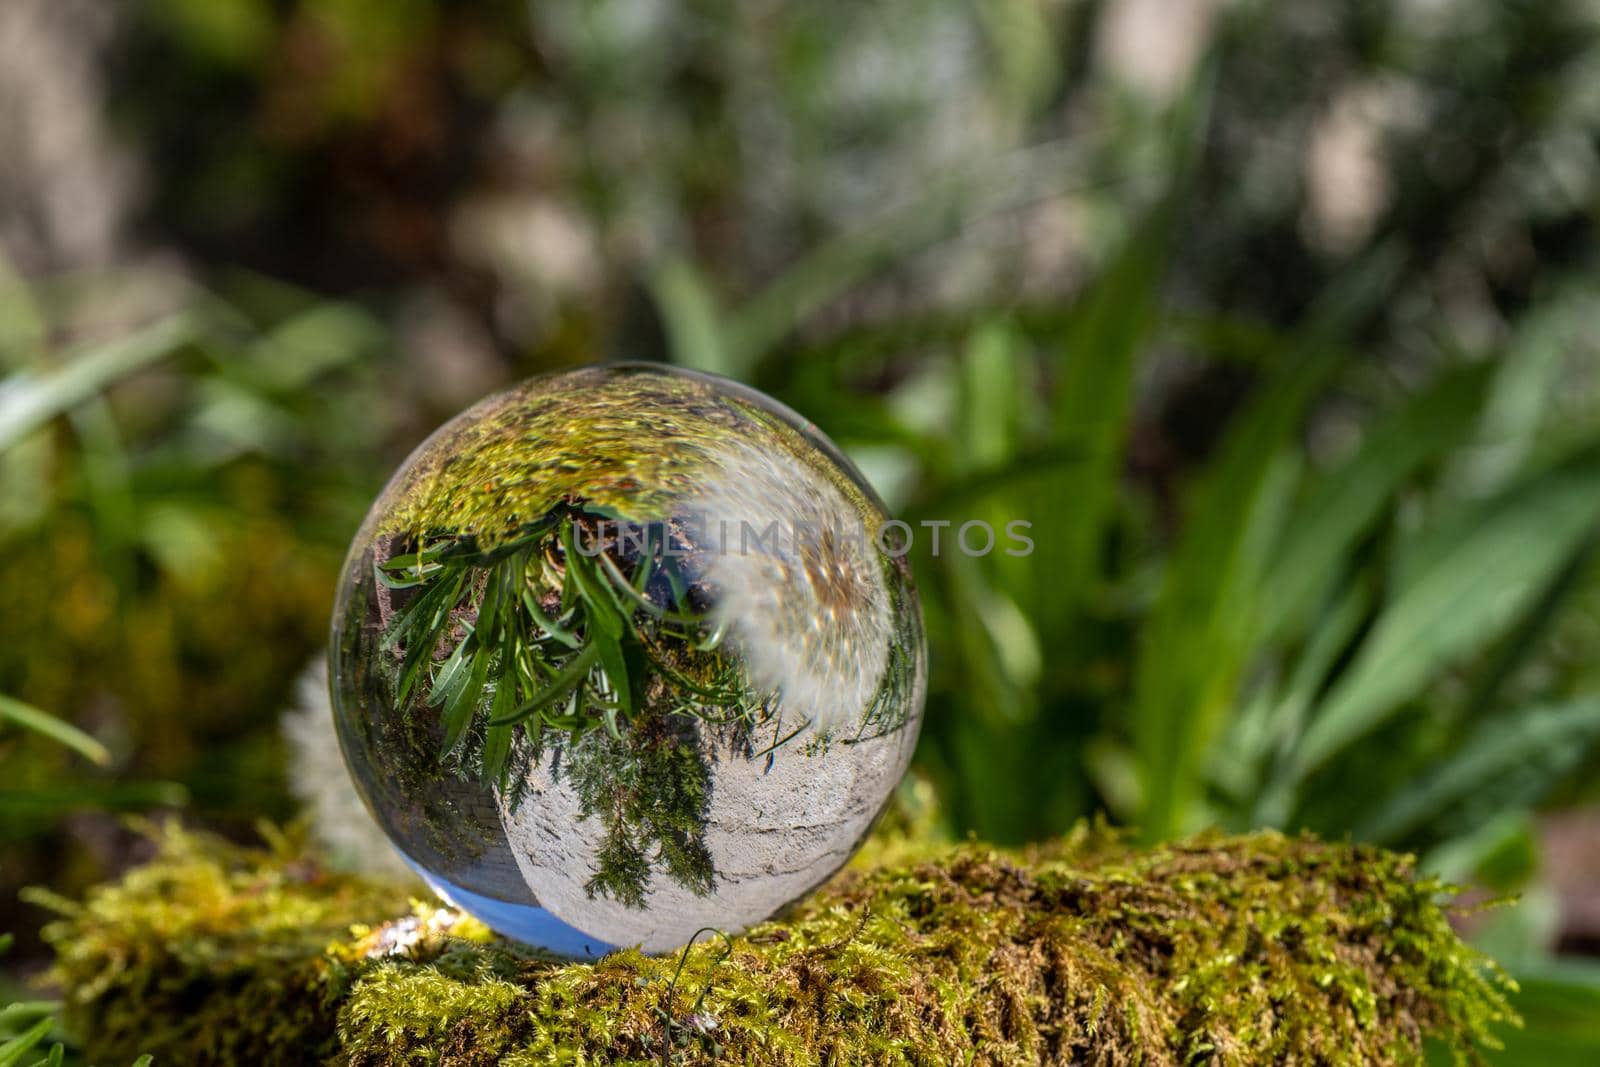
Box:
5, 0, 1600, 1060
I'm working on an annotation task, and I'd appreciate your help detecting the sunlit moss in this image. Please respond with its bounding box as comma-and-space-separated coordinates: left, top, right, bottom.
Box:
37, 820, 1517, 1065
374, 364, 882, 547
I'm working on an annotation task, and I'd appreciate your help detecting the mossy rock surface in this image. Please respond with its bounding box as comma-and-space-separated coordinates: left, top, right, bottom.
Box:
33, 823, 1516, 1065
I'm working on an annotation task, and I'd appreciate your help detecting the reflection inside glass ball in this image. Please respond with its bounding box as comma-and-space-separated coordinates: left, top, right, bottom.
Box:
330, 364, 924, 956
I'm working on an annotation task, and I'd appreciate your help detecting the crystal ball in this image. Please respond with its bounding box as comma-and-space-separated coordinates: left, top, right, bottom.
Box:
330, 364, 924, 956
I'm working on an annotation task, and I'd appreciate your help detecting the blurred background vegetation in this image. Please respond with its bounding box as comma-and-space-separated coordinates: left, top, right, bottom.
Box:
4, 0, 1600, 1061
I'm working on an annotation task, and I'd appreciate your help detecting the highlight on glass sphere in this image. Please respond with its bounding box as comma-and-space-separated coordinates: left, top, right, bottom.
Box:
329, 363, 925, 957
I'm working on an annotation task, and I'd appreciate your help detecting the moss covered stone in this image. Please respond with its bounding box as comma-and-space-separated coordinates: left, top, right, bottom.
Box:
34, 822, 1517, 1065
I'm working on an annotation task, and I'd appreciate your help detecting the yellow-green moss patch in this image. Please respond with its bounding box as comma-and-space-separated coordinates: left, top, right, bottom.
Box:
35, 823, 1517, 1065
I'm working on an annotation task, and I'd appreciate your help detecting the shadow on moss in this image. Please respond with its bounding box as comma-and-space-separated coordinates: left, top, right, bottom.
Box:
30, 821, 1518, 1065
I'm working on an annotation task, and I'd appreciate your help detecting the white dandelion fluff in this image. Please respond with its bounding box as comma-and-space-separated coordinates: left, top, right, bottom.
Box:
692, 442, 894, 736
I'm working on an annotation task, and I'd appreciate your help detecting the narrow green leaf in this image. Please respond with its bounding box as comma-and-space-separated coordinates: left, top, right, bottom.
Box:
1447, 290, 1583, 495
489, 644, 601, 727
1031, 200, 1173, 626
393, 572, 467, 704
441, 637, 492, 756
0, 1002, 56, 1029
0, 693, 111, 766
593, 629, 632, 719
0, 1018, 52, 1067
0, 781, 188, 814
374, 559, 441, 590
595, 549, 704, 628
1462, 530, 1599, 722
1130, 401, 1315, 833
1246, 582, 1371, 827
1358, 697, 1600, 844
482, 662, 518, 791
1289, 443, 1600, 782
426, 630, 475, 709
1490, 960, 1600, 1065
522, 590, 581, 650
651, 257, 730, 375
0, 312, 200, 453
1256, 361, 1494, 643
563, 522, 623, 639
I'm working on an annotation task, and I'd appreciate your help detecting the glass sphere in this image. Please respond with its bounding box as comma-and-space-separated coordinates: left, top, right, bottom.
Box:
330, 364, 924, 956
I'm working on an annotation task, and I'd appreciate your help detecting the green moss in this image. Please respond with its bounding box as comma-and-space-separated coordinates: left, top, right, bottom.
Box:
376, 364, 881, 546
36, 822, 1517, 1065
26, 823, 412, 1065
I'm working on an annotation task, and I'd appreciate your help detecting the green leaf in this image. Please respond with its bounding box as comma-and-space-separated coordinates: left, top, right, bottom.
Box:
426, 632, 475, 709
1132, 246, 1401, 840
489, 644, 601, 727
562, 522, 623, 639
595, 547, 702, 627
1032, 199, 1173, 624
1461, 531, 1599, 723
0, 781, 188, 815
1446, 291, 1583, 496
1256, 360, 1495, 643
1358, 697, 1600, 844
0, 1001, 56, 1029
593, 630, 630, 716
482, 661, 519, 791
0, 1018, 52, 1067
0, 312, 200, 453
392, 572, 467, 705
1227, 581, 1370, 822
1487, 960, 1600, 1066
522, 590, 581, 650
477, 549, 527, 647
651, 257, 731, 375
1288, 442, 1600, 782
0, 693, 111, 767
441, 635, 492, 756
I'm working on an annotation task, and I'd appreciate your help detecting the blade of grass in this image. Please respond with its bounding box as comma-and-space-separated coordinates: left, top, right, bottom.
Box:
1358, 697, 1600, 845
0, 1017, 52, 1067
1255, 360, 1494, 643
0, 312, 200, 453
562, 521, 623, 639
441, 633, 492, 756
1028, 201, 1172, 630
1460, 530, 1600, 723
0, 781, 188, 814
651, 257, 731, 375
0, 693, 110, 766
1490, 960, 1600, 1065
1023, 61, 1212, 640
489, 644, 601, 727
1132, 247, 1403, 841
1244, 581, 1372, 827
1286, 440, 1600, 784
